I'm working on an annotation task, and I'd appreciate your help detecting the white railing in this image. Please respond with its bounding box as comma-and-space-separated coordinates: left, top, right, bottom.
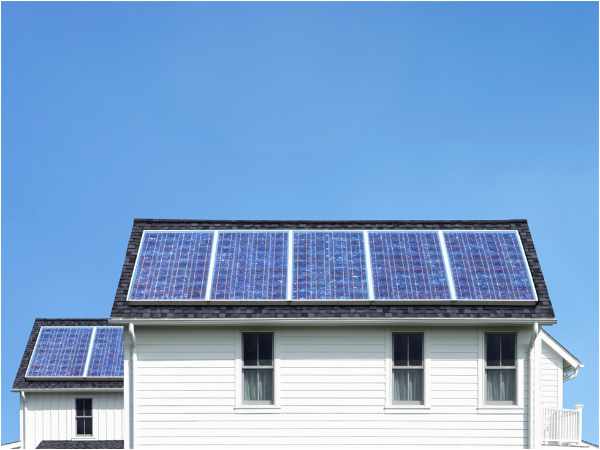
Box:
543, 405, 583, 445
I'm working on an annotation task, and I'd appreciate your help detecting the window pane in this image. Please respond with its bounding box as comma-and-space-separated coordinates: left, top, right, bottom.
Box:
75, 399, 84, 416
243, 368, 273, 402
83, 399, 92, 417
409, 334, 423, 366
486, 369, 516, 402
393, 334, 408, 366
76, 418, 85, 435
76, 398, 92, 417
486, 334, 501, 366
258, 333, 273, 366
243, 334, 258, 366
393, 369, 423, 402
84, 418, 92, 435
501, 334, 516, 366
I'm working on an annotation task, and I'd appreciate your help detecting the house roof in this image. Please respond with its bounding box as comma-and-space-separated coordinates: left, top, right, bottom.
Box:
12, 319, 123, 391
110, 219, 555, 322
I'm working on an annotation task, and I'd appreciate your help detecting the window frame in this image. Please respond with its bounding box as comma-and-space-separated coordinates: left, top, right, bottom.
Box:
478, 330, 524, 410
235, 330, 280, 412
74, 398, 93, 438
484, 332, 517, 405
385, 330, 429, 411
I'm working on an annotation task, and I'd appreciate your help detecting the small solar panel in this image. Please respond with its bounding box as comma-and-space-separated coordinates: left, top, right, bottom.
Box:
26, 327, 93, 377
293, 232, 369, 299
444, 231, 536, 300
87, 327, 124, 377
211, 232, 288, 299
369, 232, 451, 299
128, 231, 213, 300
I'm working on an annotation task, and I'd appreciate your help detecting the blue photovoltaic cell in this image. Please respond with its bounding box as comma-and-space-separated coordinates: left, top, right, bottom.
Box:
444, 231, 536, 300
293, 232, 368, 299
369, 232, 451, 299
88, 327, 124, 377
129, 231, 213, 300
211, 232, 288, 299
27, 327, 92, 377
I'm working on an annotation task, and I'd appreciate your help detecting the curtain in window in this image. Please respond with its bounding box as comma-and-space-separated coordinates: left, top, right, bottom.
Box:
243, 369, 273, 402
486, 369, 516, 402
393, 369, 423, 402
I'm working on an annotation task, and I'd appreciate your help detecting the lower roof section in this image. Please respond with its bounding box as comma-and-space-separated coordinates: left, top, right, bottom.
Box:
12, 319, 124, 391
37, 441, 124, 449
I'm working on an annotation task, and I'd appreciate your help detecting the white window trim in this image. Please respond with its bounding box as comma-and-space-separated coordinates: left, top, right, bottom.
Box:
73, 398, 95, 440
384, 329, 430, 412
477, 329, 525, 410
234, 330, 280, 413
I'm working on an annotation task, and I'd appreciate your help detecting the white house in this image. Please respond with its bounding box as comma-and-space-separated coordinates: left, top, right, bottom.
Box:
12, 219, 589, 449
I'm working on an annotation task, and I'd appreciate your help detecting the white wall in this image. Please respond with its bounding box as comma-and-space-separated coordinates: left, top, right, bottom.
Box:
539, 342, 563, 410
132, 325, 531, 449
22, 392, 123, 449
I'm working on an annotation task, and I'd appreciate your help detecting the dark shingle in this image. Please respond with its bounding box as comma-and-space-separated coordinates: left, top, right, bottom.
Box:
36, 440, 124, 449
109, 219, 555, 321
12, 319, 123, 391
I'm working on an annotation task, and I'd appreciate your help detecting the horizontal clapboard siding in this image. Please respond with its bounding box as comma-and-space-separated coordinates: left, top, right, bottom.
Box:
539, 342, 563, 410
24, 392, 123, 449
134, 326, 530, 448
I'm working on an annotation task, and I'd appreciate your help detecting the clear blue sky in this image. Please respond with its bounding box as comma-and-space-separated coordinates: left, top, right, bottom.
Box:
2, 2, 597, 444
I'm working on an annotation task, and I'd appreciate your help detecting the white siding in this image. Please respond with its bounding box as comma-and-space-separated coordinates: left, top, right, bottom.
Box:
23, 392, 123, 449
539, 342, 563, 410
133, 326, 531, 449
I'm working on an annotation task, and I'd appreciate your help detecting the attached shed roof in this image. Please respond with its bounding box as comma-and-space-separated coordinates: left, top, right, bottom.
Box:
541, 329, 584, 379
12, 319, 123, 391
110, 219, 555, 322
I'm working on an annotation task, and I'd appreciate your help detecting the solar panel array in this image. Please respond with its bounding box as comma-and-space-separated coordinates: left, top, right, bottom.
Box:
369, 232, 450, 300
212, 232, 288, 300
294, 232, 368, 299
445, 231, 535, 300
128, 232, 213, 300
128, 230, 537, 301
27, 326, 124, 378
87, 327, 124, 377
26, 327, 92, 377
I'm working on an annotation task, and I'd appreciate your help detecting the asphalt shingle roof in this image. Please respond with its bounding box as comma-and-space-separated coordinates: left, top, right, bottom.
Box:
12, 319, 124, 391
110, 219, 555, 321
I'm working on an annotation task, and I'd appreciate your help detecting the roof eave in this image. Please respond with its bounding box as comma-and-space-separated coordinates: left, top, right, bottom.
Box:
110, 316, 557, 326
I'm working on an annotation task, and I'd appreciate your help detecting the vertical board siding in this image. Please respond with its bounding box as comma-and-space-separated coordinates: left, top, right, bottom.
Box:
24, 392, 123, 449
134, 326, 530, 448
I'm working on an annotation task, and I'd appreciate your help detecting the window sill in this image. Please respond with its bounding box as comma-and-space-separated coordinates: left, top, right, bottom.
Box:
72, 437, 96, 441
234, 405, 281, 414
384, 404, 430, 413
477, 404, 523, 411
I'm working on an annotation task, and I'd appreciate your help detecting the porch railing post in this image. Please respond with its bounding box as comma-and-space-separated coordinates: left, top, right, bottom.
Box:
575, 404, 583, 445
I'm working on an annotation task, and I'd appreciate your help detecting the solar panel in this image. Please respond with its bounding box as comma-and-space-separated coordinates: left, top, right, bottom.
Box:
26, 327, 93, 377
444, 231, 536, 300
128, 231, 213, 300
87, 327, 124, 377
369, 232, 451, 299
293, 231, 368, 299
211, 232, 288, 299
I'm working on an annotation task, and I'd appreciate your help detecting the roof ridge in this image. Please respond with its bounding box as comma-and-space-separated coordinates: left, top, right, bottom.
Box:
133, 218, 529, 224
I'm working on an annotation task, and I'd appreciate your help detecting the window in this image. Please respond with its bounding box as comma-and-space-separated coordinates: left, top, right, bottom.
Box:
242, 333, 273, 403
392, 333, 424, 403
75, 398, 92, 436
485, 333, 516, 403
